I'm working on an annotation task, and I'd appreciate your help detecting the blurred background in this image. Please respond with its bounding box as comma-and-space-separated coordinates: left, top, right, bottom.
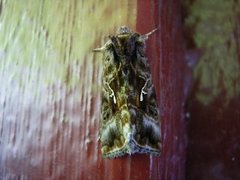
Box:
183, 0, 240, 179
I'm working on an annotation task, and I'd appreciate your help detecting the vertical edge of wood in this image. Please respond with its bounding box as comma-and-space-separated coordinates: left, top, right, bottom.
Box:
137, 0, 186, 179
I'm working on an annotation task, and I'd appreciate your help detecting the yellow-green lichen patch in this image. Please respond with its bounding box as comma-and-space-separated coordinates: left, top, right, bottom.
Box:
185, 0, 240, 105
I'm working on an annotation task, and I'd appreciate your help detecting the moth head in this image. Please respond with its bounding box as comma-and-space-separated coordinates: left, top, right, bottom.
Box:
117, 26, 132, 35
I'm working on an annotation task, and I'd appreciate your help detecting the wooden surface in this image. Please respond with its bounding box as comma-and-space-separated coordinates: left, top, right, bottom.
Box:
0, 0, 186, 179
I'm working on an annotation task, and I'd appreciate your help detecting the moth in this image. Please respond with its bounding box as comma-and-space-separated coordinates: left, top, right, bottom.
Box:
93, 26, 161, 158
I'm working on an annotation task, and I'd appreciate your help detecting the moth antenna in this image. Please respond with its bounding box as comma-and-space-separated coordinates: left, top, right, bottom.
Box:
93, 40, 112, 52
92, 46, 106, 52
142, 26, 160, 40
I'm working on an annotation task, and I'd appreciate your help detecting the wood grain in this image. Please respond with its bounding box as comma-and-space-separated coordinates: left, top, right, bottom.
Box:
0, 0, 186, 179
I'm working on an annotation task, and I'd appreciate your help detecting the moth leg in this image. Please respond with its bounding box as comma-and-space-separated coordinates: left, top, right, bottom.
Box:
105, 82, 117, 104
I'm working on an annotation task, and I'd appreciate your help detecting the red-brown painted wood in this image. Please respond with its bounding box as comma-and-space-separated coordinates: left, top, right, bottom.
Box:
0, 1, 186, 179
137, 0, 186, 179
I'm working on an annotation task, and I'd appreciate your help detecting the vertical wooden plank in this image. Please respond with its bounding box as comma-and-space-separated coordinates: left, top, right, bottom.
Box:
137, 0, 186, 179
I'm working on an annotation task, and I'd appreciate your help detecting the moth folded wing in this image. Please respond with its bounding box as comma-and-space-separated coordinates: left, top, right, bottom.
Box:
129, 76, 161, 155
100, 107, 132, 158
100, 52, 133, 158
100, 77, 133, 158
100, 118, 124, 157
130, 106, 161, 155
143, 78, 161, 153
100, 80, 125, 158
140, 113, 161, 154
